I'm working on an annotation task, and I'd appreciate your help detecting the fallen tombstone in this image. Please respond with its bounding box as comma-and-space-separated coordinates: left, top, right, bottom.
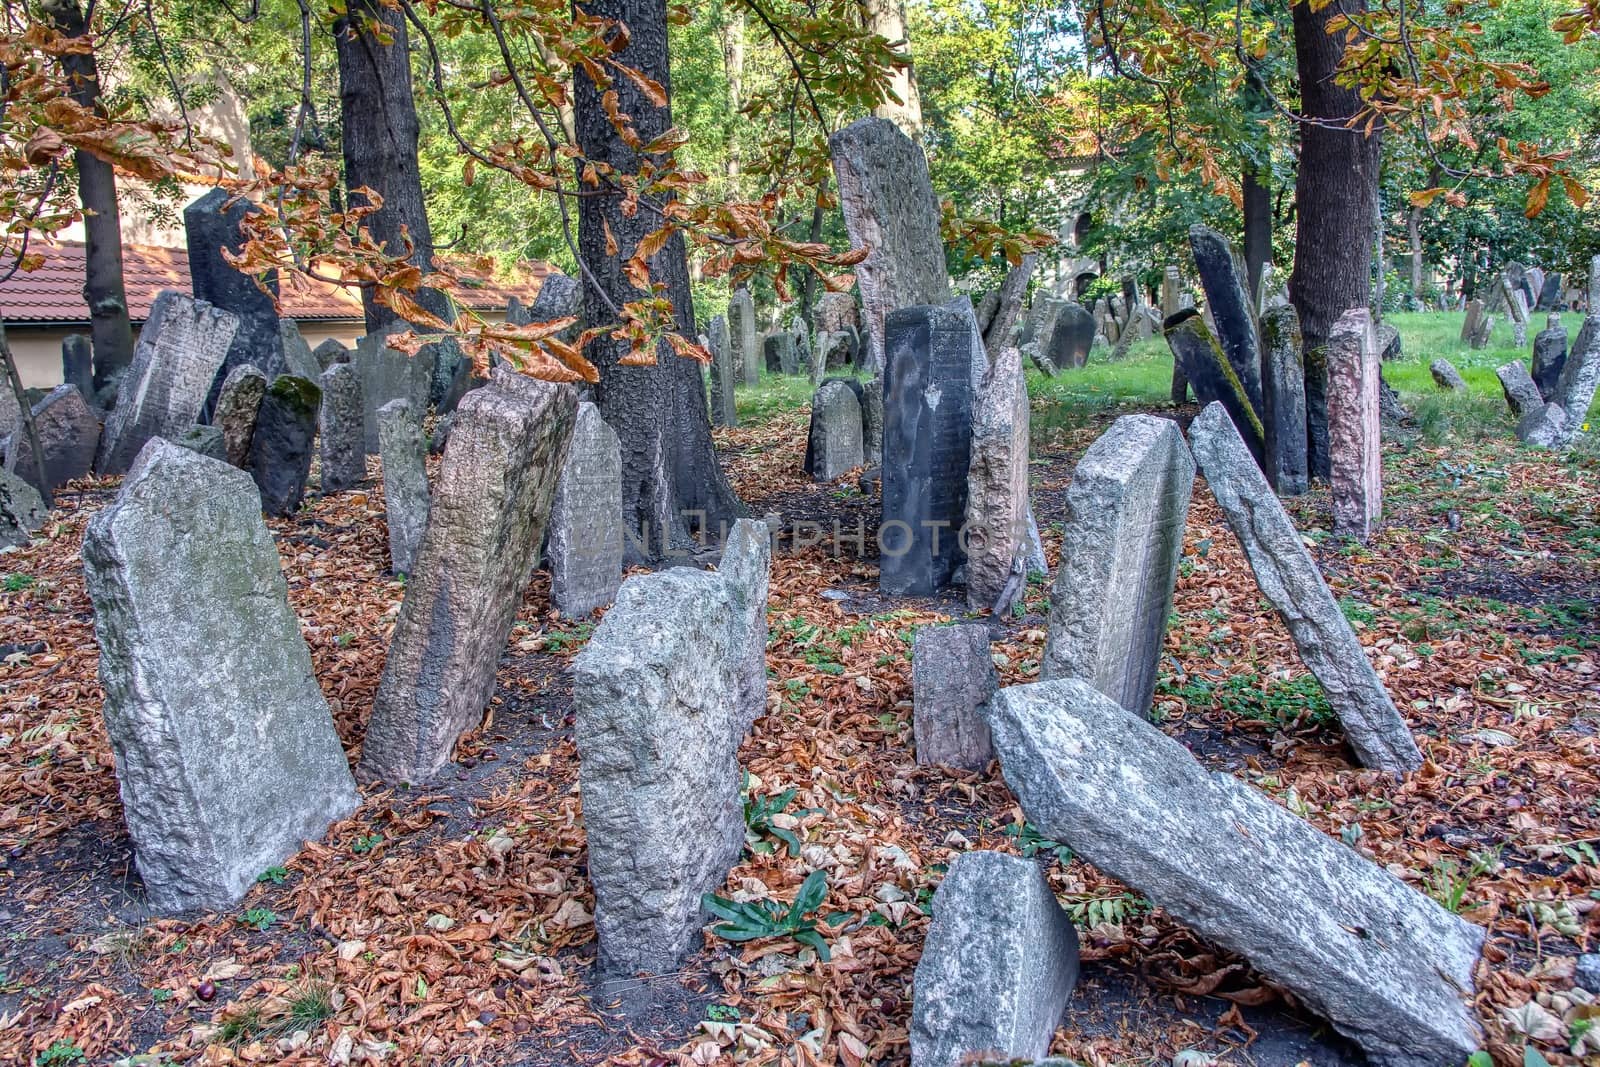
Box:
0, 468, 46, 548
910, 850, 1079, 1067
377, 399, 431, 575
1429, 359, 1466, 391
249, 375, 321, 517
1043, 414, 1193, 718
213, 363, 267, 469
964, 346, 1031, 610
360, 371, 577, 784
81, 439, 358, 912
174, 424, 226, 461
804, 380, 864, 481
4, 384, 100, 495
573, 518, 771, 978
319, 363, 366, 493
1187, 402, 1422, 772
985, 676, 1483, 1067
548, 401, 624, 618
1326, 311, 1382, 542
1163, 309, 1265, 463
912, 624, 996, 770
1496, 362, 1543, 418
1259, 304, 1309, 496
1531, 321, 1568, 401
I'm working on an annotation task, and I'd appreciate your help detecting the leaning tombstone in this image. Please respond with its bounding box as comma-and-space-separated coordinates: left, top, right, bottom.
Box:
1326, 311, 1383, 542
95, 291, 239, 476
1187, 402, 1422, 772
250, 375, 321, 517
548, 401, 624, 618
912, 624, 996, 770
319, 363, 366, 493
964, 346, 1031, 610
1550, 315, 1600, 444
279, 320, 322, 381
982, 254, 1037, 359
0, 468, 46, 549
1532, 321, 1568, 401
1516, 403, 1569, 449
360, 371, 577, 784
1259, 305, 1309, 496
1163, 309, 1265, 464
804, 381, 864, 481
1042, 415, 1193, 718
1496, 362, 1543, 418
1188, 224, 1265, 415
1375, 322, 1403, 363
910, 850, 1079, 1067
4, 385, 100, 496
573, 519, 771, 980
377, 399, 430, 574
214, 363, 267, 469
184, 188, 286, 394
82, 439, 358, 912
985, 677, 1480, 1067
1429, 358, 1467, 391
1043, 303, 1095, 370
880, 298, 985, 595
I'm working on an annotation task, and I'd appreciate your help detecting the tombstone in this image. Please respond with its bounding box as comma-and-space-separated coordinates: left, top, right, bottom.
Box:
62, 335, 95, 404
982, 254, 1037, 359
1459, 299, 1485, 345
806, 328, 828, 386
213, 363, 267, 469
526, 272, 584, 340
360, 371, 577, 784
1188, 225, 1265, 417
1326, 311, 1382, 542
4, 385, 99, 495
731, 288, 760, 387
0, 468, 45, 549
964, 346, 1030, 610
1162, 309, 1265, 464
792, 316, 811, 366
250, 374, 321, 517
1021, 296, 1063, 347
572, 519, 771, 978
173, 424, 227, 461
913, 624, 997, 770
880, 298, 985, 596
183, 188, 285, 396
817, 330, 852, 374
1159, 266, 1183, 319
1496, 362, 1543, 418
1042, 415, 1193, 718
911, 851, 1079, 1067
1187, 402, 1422, 771
1259, 305, 1309, 496
1532, 322, 1568, 401
319, 363, 365, 493
1469, 310, 1494, 350
1525, 267, 1545, 309
1516, 402, 1569, 449
81, 439, 358, 912
1043, 303, 1095, 370
312, 337, 349, 370
353, 327, 434, 454
984, 677, 1480, 1067
1256, 262, 1289, 315
804, 381, 864, 481
830, 117, 952, 372
1537, 272, 1563, 311
279, 320, 322, 381
377, 399, 430, 575
1550, 315, 1600, 445
0, 378, 18, 448
861, 377, 884, 467
1026, 346, 1058, 377
763, 331, 795, 375
95, 291, 239, 476
1376, 321, 1403, 363
816, 290, 859, 335
707, 314, 737, 428
1429, 358, 1466, 391
548, 402, 624, 619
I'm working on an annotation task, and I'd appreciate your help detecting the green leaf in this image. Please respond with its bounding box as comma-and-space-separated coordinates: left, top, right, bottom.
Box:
1524, 1048, 1553, 1067
1467, 1054, 1494, 1067
793, 928, 831, 961
790, 869, 828, 917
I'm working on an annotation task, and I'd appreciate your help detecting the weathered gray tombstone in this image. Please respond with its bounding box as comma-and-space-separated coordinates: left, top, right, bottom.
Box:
377, 399, 430, 575
1187, 402, 1422, 771
1532, 322, 1568, 401
861, 376, 884, 467
815, 290, 859, 335
572, 518, 771, 978
1044, 303, 1095, 370
0, 468, 46, 548
1159, 265, 1183, 318
1429, 358, 1467, 391
81, 439, 359, 912
353, 327, 434, 454
880, 298, 985, 595
1376, 321, 1403, 363
804, 380, 865, 481
912, 624, 996, 770
250, 375, 321, 517
173, 423, 227, 461
1259, 305, 1309, 496
526, 272, 583, 340
1163, 309, 1265, 463
985, 677, 1481, 1067
982, 254, 1037, 359
964, 346, 1030, 610
360, 371, 577, 784
830, 117, 952, 372
96, 291, 239, 476
1460, 298, 1484, 345
1537, 271, 1563, 311
1042, 414, 1192, 717
764, 330, 796, 375
214, 363, 267, 470
1188, 224, 1265, 414
62, 335, 95, 404
910, 850, 1079, 1067
1496, 361, 1543, 418
1469, 310, 1494, 350
279, 320, 322, 381
548, 401, 624, 618
1526, 267, 1545, 308
806, 326, 828, 385
0, 373, 19, 445
1517, 402, 1570, 448
707, 314, 737, 428
731, 287, 760, 387
1550, 314, 1600, 444
319, 363, 365, 493
313, 337, 350, 371
184, 188, 285, 397
1327, 310, 1382, 542
4, 385, 99, 495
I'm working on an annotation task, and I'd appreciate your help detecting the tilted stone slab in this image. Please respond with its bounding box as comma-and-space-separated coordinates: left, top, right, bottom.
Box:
1188, 402, 1421, 771
377, 399, 429, 575
5, 384, 100, 495
250, 375, 321, 517
319, 363, 366, 493
0, 468, 46, 549
1188, 225, 1264, 414
1496, 361, 1543, 418
96, 291, 239, 476
184, 188, 285, 393
82, 439, 358, 911
910, 850, 1079, 1067
1516, 402, 1569, 449
1327, 310, 1383, 542
805, 380, 864, 481
985, 677, 1482, 1067
1259, 304, 1309, 496
1163, 309, 1265, 463
964, 345, 1031, 610
982, 254, 1036, 359
1532, 324, 1568, 401
912, 624, 996, 771
1042, 414, 1192, 718
1551, 314, 1599, 445
1429, 359, 1466, 391
548, 401, 623, 618
360, 371, 577, 784
1044, 303, 1095, 371
213, 363, 266, 469
279, 320, 322, 382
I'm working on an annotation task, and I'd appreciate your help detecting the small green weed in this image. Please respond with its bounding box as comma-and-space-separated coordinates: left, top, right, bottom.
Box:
257, 866, 288, 885
1065, 892, 1150, 928
240, 908, 278, 931
2, 574, 36, 593
1003, 820, 1072, 864
703, 869, 834, 960
743, 775, 804, 856
351, 833, 384, 854
1425, 849, 1499, 913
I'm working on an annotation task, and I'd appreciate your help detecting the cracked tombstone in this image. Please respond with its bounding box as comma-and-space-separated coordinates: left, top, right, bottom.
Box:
548, 401, 624, 618
912, 623, 996, 770
985, 676, 1482, 1067
1187, 401, 1422, 771
377, 399, 430, 575
360, 371, 577, 784
1326, 310, 1383, 542
964, 345, 1031, 610
82, 439, 358, 912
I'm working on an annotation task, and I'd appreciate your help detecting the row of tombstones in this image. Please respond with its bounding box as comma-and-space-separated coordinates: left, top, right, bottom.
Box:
703, 289, 866, 428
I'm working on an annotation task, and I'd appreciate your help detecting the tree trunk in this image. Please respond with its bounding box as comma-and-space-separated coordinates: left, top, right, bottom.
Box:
40, 0, 134, 396
1288, 0, 1382, 479
1242, 163, 1271, 303
718, 9, 746, 186
334, 1, 451, 333
798, 198, 825, 327
860, 0, 924, 138
576, 0, 744, 561
1407, 207, 1422, 304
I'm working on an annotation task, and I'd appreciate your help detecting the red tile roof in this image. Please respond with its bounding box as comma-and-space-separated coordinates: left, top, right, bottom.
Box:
0, 241, 548, 325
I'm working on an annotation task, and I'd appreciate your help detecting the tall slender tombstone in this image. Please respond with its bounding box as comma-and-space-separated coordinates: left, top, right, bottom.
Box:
96, 291, 239, 476
1532, 321, 1569, 401
964, 346, 1031, 610
1042, 415, 1193, 717
1326, 310, 1382, 542
1459, 299, 1484, 344
1163, 309, 1266, 464
360, 370, 577, 784
319, 363, 366, 493
62, 335, 95, 404
1160, 266, 1183, 319
731, 288, 760, 387
353, 327, 435, 454
377, 399, 430, 575
982, 254, 1037, 360
1259, 304, 1310, 496
250, 375, 321, 517
830, 117, 952, 374
880, 298, 986, 595
548, 402, 624, 618
707, 314, 737, 427
183, 188, 285, 404
1188, 225, 1265, 415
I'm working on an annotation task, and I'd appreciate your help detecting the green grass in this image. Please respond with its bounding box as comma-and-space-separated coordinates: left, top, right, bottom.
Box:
734, 371, 849, 427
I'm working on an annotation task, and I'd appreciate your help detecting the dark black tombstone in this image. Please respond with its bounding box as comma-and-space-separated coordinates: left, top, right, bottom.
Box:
1260, 305, 1310, 496
1187, 225, 1265, 415
184, 187, 285, 412
1163, 309, 1266, 465
1537, 273, 1563, 312
250, 375, 321, 516
1045, 303, 1096, 369
61, 335, 94, 405
1532, 325, 1569, 401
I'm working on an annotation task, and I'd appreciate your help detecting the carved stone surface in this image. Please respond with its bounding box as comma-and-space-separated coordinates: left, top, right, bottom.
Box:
912, 624, 996, 770
1326, 311, 1383, 542
548, 402, 623, 618
964, 346, 1031, 610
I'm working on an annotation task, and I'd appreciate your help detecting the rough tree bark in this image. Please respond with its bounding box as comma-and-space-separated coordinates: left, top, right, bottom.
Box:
39, 0, 135, 396
575, 0, 744, 561
1243, 164, 1272, 302
1288, 0, 1382, 479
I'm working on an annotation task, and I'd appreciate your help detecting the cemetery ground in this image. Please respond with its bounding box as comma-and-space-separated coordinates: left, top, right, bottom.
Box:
1, 312, 1598, 1067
